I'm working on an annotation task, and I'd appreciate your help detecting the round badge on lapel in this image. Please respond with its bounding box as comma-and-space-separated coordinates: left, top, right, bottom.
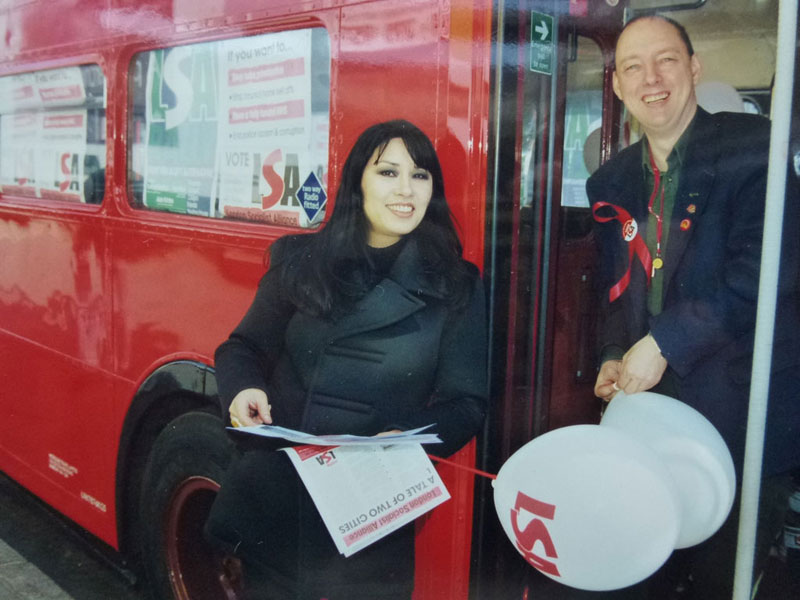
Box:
680, 219, 692, 231
622, 218, 638, 242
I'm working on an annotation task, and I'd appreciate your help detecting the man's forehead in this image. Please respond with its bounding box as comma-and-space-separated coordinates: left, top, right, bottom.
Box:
615, 18, 687, 60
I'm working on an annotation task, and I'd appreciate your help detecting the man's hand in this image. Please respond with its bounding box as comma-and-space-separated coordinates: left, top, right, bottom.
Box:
594, 359, 623, 402
618, 334, 667, 394
229, 388, 272, 427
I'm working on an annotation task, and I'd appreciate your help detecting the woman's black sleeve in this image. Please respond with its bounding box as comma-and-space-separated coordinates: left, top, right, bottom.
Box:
214, 238, 295, 408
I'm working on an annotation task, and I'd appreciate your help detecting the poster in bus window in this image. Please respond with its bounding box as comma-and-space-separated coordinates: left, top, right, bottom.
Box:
143, 44, 219, 216
0, 66, 93, 202
35, 109, 88, 202
0, 111, 39, 196
0, 72, 39, 196
216, 30, 327, 227
561, 90, 602, 209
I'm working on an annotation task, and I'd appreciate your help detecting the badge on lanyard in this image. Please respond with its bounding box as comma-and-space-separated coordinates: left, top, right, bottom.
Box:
622, 218, 638, 242
592, 202, 653, 302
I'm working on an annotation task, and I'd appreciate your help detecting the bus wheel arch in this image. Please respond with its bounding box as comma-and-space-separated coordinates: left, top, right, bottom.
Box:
115, 360, 238, 599
138, 410, 240, 600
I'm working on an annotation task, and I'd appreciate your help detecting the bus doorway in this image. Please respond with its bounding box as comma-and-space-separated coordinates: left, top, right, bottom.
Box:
476, 1, 624, 595
477, 0, 793, 597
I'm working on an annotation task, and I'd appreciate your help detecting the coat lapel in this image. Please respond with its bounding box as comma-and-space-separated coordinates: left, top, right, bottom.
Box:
326, 238, 438, 342
604, 145, 651, 334
662, 109, 717, 295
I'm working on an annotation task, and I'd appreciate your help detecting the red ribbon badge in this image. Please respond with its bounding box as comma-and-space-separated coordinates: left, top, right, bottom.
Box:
592, 201, 652, 302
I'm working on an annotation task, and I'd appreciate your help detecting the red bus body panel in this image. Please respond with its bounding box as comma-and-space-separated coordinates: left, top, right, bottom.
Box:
0, 1, 492, 597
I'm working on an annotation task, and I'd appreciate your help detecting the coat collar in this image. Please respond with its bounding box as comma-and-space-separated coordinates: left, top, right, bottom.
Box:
326, 236, 442, 342
387, 236, 445, 299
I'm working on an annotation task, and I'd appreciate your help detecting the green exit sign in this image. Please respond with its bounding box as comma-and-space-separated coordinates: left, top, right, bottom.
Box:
530, 11, 554, 75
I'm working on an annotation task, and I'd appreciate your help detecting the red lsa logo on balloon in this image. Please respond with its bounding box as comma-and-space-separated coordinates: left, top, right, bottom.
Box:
510, 491, 560, 577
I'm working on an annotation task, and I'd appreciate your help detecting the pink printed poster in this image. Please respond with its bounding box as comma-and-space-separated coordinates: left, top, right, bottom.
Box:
217, 30, 327, 227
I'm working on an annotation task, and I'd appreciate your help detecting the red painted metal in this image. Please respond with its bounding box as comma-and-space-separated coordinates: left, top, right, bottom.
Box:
0, 1, 494, 598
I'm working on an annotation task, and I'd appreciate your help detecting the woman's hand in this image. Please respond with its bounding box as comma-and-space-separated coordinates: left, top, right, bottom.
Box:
229, 388, 272, 427
374, 429, 403, 437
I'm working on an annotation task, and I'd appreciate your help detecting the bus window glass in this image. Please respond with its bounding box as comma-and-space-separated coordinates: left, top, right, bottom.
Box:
0, 64, 106, 205
561, 35, 603, 209
128, 28, 331, 228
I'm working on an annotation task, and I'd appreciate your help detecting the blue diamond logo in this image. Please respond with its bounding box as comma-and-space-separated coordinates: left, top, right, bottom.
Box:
297, 171, 327, 222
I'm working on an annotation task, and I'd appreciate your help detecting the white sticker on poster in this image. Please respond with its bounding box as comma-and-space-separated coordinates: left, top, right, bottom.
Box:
217, 30, 326, 227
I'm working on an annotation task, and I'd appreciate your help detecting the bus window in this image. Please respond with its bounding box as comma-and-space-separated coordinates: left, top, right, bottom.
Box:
561, 35, 603, 211
128, 27, 331, 228
0, 64, 106, 205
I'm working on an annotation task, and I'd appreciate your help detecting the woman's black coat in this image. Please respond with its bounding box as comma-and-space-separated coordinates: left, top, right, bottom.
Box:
207, 233, 488, 599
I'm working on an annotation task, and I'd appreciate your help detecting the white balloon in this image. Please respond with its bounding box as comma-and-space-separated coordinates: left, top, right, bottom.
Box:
696, 81, 745, 114
600, 392, 736, 548
493, 425, 680, 591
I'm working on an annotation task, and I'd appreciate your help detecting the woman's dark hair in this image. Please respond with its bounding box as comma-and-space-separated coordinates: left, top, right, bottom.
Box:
279, 119, 472, 317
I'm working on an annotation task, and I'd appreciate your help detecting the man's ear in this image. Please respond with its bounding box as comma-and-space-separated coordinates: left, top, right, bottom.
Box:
612, 71, 622, 100
690, 54, 702, 85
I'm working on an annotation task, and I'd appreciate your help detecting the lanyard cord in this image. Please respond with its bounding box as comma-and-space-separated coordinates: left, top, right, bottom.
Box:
648, 149, 665, 262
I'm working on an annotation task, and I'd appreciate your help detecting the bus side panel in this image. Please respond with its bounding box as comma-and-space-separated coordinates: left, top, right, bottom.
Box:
0, 0, 494, 591
0, 208, 118, 544
6, 0, 109, 57
109, 221, 269, 383
335, 3, 490, 598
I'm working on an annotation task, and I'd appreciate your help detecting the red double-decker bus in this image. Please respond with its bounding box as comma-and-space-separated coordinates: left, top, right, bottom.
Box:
0, 0, 796, 598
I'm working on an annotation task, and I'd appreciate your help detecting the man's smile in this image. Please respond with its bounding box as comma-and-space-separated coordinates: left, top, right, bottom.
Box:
644, 91, 670, 104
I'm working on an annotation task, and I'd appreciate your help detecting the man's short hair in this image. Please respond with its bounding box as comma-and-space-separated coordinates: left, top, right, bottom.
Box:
613, 15, 695, 70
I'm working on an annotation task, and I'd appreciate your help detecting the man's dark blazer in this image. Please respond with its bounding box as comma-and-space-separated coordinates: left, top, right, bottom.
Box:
588, 107, 800, 476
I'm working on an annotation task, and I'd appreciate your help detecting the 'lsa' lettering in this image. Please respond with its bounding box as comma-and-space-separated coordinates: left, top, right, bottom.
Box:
510, 491, 560, 577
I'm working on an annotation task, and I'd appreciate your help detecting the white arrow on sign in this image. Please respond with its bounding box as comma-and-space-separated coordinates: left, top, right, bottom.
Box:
534, 20, 549, 42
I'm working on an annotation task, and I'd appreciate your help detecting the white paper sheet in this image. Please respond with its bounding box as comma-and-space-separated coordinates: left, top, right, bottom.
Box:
283, 443, 450, 556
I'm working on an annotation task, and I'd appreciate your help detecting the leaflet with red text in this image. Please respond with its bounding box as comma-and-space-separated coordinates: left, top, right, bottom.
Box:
283, 443, 450, 557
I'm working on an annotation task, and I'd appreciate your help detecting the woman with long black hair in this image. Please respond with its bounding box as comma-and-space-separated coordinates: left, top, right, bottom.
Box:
206, 119, 488, 600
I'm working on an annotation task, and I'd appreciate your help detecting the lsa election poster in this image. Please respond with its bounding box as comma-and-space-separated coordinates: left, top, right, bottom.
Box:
0, 67, 89, 202
142, 30, 328, 225
143, 43, 219, 216
216, 30, 326, 227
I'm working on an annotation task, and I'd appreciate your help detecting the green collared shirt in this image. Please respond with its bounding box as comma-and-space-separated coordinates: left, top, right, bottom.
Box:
642, 118, 694, 316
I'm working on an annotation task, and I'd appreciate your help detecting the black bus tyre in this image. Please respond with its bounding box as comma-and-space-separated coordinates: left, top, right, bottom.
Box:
138, 411, 240, 600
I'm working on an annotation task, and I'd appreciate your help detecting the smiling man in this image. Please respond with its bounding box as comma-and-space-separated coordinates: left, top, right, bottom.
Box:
588, 15, 800, 599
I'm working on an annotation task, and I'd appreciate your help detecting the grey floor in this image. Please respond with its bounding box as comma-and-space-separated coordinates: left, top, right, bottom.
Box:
0, 538, 75, 600
0, 474, 145, 600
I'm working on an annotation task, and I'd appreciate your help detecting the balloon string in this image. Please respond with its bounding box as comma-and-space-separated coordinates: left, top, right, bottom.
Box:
427, 453, 497, 480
